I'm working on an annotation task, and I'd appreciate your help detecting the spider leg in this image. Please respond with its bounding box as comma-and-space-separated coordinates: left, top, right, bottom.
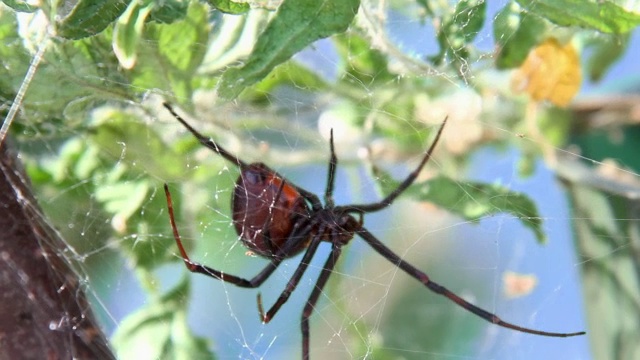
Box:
301, 241, 343, 360
324, 128, 337, 207
162, 103, 248, 168
258, 225, 326, 323
165, 102, 326, 211
356, 227, 586, 337
164, 183, 281, 287
339, 119, 447, 213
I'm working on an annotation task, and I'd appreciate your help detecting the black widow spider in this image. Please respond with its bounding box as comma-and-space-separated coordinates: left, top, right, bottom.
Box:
161, 103, 585, 359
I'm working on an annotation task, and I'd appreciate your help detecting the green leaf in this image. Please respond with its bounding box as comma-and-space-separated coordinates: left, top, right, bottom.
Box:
0, 9, 28, 99
517, 151, 536, 178
112, 278, 215, 360
583, 33, 630, 81
1, 0, 39, 12
89, 109, 185, 180
91, 174, 176, 270
74, 142, 102, 179
493, 2, 548, 69
374, 170, 547, 243
333, 32, 393, 85
57, 0, 130, 39
1, 11, 122, 121
246, 61, 329, 103
516, 0, 640, 34
149, 0, 189, 23
452, 0, 486, 43
217, 0, 361, 100
207, 0, 250, 15
539, 107, 572, 147
113, 0, 154, 69
94, 180, 150, 220
117, 189, 177, 269
431, 0, 486, 65
130, 2, 210, 100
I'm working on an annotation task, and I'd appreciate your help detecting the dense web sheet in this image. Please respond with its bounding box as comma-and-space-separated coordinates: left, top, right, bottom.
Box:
2, 1, 640, 359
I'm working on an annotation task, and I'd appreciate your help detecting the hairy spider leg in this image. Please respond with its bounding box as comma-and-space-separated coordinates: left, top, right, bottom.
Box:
165, 183, 284, 287
301, 239, 343, 360
162, 103, 248, 168
162, 103, 325, 211
324, 128, 337, 208
258, 224, 326, 323
338, 118, 447, 213
356, 227, 586, 338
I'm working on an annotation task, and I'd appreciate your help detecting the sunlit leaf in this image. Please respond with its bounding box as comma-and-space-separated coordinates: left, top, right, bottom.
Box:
92, 173, 176, 269
207, 0, 250, 14
113, 0, 154, 69
217, 0, 360, 100
89, 109, 185, 180
516, 0, 640, 34
57, 0, 130, 39
196, 10, 270, 75
130, 2, 210, 100
0, 9, 32, 103
248, 61, 329, 103
334, 32, 393, 84
149, 0, 189, 23
1, 0, 38, 12
94, 180, 149, 220
374, 170, 546, 243
112, 278, 215, 360
511, 38, 581, 107
74, 142, 102, 179
1, 12, 122, 121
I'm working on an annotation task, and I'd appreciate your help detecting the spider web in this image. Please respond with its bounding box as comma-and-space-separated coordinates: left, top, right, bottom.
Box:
2, 1, 640, 359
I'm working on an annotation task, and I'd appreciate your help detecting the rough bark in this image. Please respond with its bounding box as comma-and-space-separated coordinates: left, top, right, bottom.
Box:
0, 140, 115, 360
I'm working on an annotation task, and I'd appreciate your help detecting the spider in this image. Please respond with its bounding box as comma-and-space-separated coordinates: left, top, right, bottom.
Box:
161, 103, 585, 359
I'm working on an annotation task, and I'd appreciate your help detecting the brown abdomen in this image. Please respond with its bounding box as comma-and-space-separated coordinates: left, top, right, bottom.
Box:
232, 163, 310, 258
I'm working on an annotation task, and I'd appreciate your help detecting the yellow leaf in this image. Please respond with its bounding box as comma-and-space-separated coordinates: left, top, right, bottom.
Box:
512, 38, 582, 107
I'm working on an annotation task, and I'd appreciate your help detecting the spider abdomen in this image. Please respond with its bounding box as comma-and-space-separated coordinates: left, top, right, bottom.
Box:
232, 163, 310, 258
